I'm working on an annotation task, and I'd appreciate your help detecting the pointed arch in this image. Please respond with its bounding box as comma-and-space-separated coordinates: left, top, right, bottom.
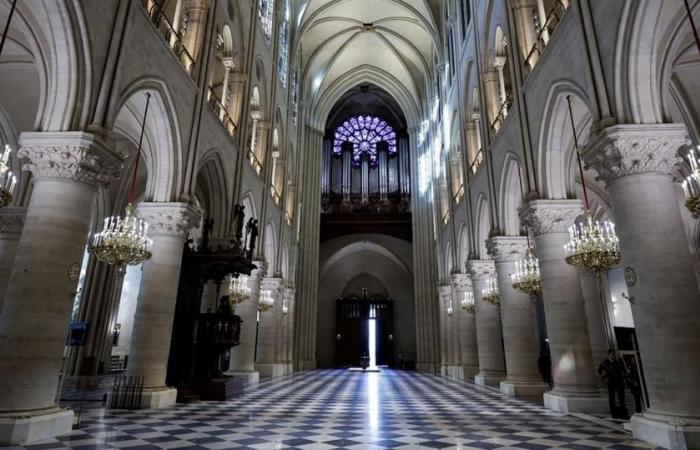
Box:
475, 193, 491, 259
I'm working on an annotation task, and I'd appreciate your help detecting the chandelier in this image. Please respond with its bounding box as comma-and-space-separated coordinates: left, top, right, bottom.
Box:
481, 277, 500, 305
683, 147, 700, 217
461, 289, 475, 313
229, 274, 251, 306
258, 288, 274, 312
511, 247, 542, 296
90, 93, 154, 269
563, 95, 621, 277
0, 146, 17, 208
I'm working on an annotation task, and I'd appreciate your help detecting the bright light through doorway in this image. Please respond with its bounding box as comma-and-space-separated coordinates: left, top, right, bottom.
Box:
368, 318, 376, 368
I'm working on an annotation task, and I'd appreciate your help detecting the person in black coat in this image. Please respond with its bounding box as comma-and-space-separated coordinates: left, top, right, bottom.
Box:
597, 349, 629, 419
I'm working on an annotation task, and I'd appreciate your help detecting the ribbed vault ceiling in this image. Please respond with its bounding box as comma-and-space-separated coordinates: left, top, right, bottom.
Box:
296, 0, 439, 125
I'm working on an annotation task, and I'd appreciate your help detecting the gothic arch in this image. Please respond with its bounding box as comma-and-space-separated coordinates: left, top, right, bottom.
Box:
475, 193, 491, 259
498, 153, 523, 236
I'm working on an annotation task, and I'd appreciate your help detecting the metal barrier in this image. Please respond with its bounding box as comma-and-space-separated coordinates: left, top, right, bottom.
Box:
110, 375, 144, 409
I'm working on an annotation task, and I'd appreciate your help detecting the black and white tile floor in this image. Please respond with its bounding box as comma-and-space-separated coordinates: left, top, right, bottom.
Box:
11, 369, 656, 450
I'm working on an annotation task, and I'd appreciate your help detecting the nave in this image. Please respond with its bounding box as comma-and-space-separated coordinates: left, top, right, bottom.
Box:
12, 371, 652, 450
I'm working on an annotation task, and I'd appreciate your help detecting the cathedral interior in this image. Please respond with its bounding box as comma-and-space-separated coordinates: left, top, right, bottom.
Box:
0, 0, 699, 449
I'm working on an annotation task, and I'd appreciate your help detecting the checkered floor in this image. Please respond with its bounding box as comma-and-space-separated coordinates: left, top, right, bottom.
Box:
13, 369, 655, 449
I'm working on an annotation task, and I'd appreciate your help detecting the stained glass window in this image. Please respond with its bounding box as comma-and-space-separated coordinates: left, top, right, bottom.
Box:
258, 0, 274, 40
333, 115, 397, 165
278, 15, 289, 88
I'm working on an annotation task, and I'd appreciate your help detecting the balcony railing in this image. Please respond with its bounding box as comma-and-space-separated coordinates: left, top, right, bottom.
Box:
453, 184, 465, 204
469, 149, 484, 175
491, 94, 514, 133
248, 150, 263, 175
145, 1, 195, 76
270, 185, 282, 206
442, 209, 450, 224
207, 87, 237, 138
525, 1, 569, 70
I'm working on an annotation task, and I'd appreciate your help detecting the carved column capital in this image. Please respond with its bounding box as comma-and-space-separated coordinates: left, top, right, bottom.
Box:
467, 259, 496, 280
18, 132, 122, 188
450, 273, 472, 291
0, 207, 26, 236
486, 236, 528, 263
583, 124, 690, 186
519, 199, 583, 236
136, 202, 201, 237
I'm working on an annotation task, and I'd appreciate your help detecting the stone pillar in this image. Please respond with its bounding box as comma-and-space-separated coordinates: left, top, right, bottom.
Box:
0, 207, 26, 314
467, 259, 506, 386
229, 73, 247, 128
487, 236, 548, 399
584, 124, 700, 448
438, 284, 461, 379
451, 273, 479, 379
483, 71, 501, 131
126, 202, 199, 409
227, 262, 263, 383
520, 200, 608, 413
579, 271, 610, 377
282, 284, 295, 374
0, 132, 121, 445
219, 58, 234, 121
256, 277, 285, 378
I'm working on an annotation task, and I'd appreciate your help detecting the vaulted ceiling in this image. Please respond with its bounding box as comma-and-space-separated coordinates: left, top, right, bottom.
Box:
295, 0, 440, 126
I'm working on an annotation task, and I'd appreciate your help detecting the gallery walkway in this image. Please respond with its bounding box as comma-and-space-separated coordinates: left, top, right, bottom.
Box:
13, 369, 654, 449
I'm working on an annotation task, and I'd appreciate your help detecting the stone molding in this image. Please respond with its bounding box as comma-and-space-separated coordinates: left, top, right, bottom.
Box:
450, 272, 472, 291
18, 132, 122, 188
136, 202, 201, 237
519, 199, 583, 236
583, 124, 690, 186
486, 236, 529, 263
0, 207, 27, 236
467, 259, 496, 280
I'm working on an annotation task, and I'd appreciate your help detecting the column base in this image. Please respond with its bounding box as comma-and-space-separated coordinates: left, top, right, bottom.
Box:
256, 363, 287, 378
440, 364, 464, 380
475, 373, 505, 387
224, 370, 260, 384
500, 380, 549, 398
140, 387, 177, 409
462, 365, 479, 380
296, 360, 317, 371
543, 391, 609, 414
0, 408, 74, 445
631, 412, 700, 450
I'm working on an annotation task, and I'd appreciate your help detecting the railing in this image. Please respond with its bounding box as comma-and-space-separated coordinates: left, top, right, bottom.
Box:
248, 150, 263, 175
207, 87, 237, 138
270, 185, 282, 206
525, 1, 569, 70
491, 94, 514, 133
145, 1, 195, 76
453, 184, 465, 204
470, 149, 484, 174
442, 209, 450, 224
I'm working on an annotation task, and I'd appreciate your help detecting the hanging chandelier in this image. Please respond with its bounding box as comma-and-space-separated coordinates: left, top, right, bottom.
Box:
562, 95, 621, 277
682, 147, 700, 217
461, 289, 475, 313
258, 288, 274, 312
481, 277, 500, 305
511, 247, 542, 295
90, 93, 154, 269
0, 146, 17, 208
229, 274, 251, 306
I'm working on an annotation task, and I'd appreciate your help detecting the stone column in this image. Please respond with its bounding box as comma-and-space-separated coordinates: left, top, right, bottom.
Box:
487, 236, 548, 399
282, 284, 295, 374
219, 58, 234, 121
229, 73, 247, 129
0, 132, 121, 445
438, 284, 461, 379
483, 71, 501, 131
512, 0, 539, 63
0, 207, 26, 314
467, 259, 506, 386
584, 124, 700, 448
181, 0, 209, 68
126, 202, 199, 409
227, 262, 263, 383
520, 200, 607, 413
451, 273, 479, 379
256, 277, 285, 378
579, 271, 610, 377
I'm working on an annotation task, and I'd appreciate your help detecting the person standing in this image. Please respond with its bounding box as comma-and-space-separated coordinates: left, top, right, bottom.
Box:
597, 349, 629, 419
